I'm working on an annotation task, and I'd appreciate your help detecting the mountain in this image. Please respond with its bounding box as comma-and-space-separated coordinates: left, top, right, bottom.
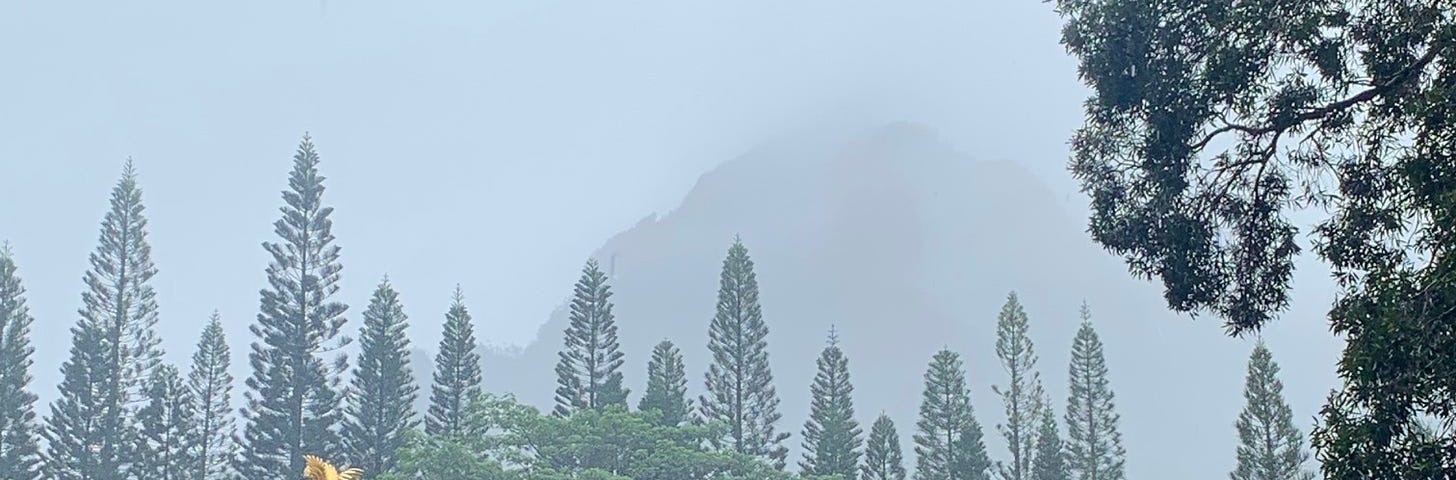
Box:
475, 122, 1339, 479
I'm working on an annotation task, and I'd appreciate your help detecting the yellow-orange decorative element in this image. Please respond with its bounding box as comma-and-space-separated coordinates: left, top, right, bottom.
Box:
302, 454, 363, 480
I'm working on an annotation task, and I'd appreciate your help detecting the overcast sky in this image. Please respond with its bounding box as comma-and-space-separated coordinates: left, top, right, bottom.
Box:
0, 3, 1343, 477
0, 0, 1088, 352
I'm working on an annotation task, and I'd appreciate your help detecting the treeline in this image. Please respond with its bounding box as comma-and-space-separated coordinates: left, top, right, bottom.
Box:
0, 135, 1317, 480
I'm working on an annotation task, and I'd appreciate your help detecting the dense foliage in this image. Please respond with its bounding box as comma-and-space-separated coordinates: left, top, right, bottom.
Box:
379, 394, 833, 480
1049, 0, 1456, 474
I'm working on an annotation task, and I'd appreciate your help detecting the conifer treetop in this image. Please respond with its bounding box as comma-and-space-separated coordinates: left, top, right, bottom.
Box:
343, 277, 420, 474
236, 134, 351, 480
799, 327, 862, 479
428, 283, 483, 437
0, 242, 41, 480
862, 413, 907, 480
1231, 341, 1314, 480
702, 237, 789, 468
1064, 305, 1125, 480
189, 311, 236, 480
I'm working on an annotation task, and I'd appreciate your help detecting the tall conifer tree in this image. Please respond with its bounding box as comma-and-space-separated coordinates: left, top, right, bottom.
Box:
862, 414, 907, 480
107, 161, 165, 401
553, 259, 627, 416
342, 278, 420, 474
45, 312, 125, 480
992, 292, 1043, 480
235, 135, 352, 480
700, 237, 790, 469
1031, 398, 1070, 480
426, 286, 482, 437
800, 327, 862, 478
188, 312, 235, 480
134, 364, 200, 480
1230, 342, 1315, 480
0, 245, 41, 480
913, 349, 991, 480
1064, 304, 1125, 480
637, 340, 690, 426
44, 160, 160, 480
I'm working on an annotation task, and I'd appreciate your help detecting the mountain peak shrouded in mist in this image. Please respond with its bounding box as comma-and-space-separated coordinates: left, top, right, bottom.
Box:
468, 122, 1338, 479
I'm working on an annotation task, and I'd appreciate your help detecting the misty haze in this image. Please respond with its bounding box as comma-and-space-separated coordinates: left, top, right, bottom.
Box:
3, 1, 1447, 480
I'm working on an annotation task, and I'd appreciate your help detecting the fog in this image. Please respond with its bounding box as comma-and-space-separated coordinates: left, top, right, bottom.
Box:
0, 1, 1341, 478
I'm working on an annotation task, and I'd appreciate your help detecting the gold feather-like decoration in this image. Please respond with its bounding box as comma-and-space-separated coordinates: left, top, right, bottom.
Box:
303, 454, 364, 480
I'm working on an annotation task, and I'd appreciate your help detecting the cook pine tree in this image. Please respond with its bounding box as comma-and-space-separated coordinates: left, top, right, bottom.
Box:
1031, 397, 1070, 480
553, 258, 628, 416
637, 340, 691, 426
0, 244, 41, 480
235, 135, 353, 480
107, 161, 167, 401
342, 278, 420, 474
799, 327, 863, 479
1064, 305, 1126, 480
861, 414, 907, 480
700, 237, 790, 469
992, 292, 1044, 480
134, 364, 200, 480
43, 161, 163, 480
188, 312, 236, 480
426, 286, 483, 437
1230, 342, 1316, 480
914, 349, 991, 480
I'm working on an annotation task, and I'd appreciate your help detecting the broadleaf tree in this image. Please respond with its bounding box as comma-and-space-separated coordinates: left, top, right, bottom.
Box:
1048, 0, 1456, 475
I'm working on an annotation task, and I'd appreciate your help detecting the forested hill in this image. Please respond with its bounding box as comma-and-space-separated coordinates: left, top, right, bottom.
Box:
469, 122, 1343, 479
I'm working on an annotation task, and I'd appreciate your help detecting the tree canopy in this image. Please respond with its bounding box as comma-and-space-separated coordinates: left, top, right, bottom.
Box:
1049, 0, 1456, 475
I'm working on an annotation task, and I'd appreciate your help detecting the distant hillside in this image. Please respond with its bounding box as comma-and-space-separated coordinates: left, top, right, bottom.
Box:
472, 122, 1339, 479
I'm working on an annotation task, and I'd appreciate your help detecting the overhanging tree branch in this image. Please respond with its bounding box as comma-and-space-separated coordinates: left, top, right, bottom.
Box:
1188, 46, 1443, 153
